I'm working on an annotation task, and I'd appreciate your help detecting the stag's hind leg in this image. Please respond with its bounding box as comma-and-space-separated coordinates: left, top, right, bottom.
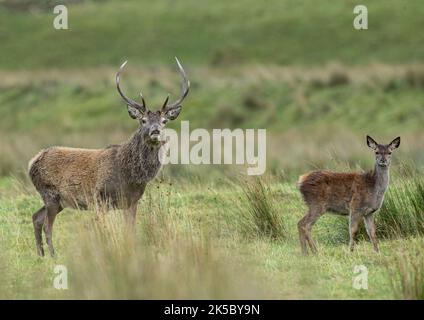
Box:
298, 205, 325, 255
42, 198, 63, 257
32, 206, 47, 256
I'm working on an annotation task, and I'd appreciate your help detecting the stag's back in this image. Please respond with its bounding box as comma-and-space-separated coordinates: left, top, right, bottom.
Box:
29, 146, 117, 206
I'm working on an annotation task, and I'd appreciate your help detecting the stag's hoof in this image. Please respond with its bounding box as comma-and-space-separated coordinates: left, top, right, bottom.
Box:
37, 247, 45, 257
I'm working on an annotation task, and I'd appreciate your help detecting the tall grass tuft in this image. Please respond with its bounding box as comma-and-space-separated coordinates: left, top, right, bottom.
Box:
387, 239, 424, 300
236, 177, 287, 240
377, 166, 424, 239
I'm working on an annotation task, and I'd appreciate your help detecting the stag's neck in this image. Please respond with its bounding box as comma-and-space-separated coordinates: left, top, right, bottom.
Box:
118, 129, 162, 184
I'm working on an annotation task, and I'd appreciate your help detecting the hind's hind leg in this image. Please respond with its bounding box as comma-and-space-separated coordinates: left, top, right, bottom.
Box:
32, 206, 46, 256
298, 205, 325, 255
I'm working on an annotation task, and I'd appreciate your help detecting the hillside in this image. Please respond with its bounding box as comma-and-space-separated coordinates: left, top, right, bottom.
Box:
0, 0, 423, 69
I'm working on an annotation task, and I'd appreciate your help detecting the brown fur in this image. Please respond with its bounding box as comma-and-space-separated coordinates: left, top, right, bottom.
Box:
297, 136, 400, 254
298, 170, 377, 216
29, 127, 163, 257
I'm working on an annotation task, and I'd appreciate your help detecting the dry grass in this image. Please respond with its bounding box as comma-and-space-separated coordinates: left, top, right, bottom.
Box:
1, 63, 424, 88
62, 186, 268, 299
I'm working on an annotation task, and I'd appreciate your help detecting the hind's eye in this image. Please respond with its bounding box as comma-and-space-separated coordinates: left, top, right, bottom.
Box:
141, 118, 147, 124
375, 152, 380, 155
162, 119, 168, 125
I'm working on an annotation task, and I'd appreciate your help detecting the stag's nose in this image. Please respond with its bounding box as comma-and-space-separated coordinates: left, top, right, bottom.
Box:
150, 129, 160, 135
149, 127, 161, 141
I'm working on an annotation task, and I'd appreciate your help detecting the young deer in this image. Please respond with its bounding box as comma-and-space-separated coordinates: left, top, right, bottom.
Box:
297, 136, 401, 254
29, 58, 190, 257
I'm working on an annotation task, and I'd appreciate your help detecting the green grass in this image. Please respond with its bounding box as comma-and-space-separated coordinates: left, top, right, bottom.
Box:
1, 0, 424, 69
386, 238, 424, 300
378, 168, 424, 239
0, 175, 423, 299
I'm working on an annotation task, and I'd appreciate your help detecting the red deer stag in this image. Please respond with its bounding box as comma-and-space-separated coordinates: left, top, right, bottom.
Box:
29, 58, 190, 257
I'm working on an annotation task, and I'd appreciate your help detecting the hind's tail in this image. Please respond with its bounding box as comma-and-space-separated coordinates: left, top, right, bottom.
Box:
297, 173, 310, 189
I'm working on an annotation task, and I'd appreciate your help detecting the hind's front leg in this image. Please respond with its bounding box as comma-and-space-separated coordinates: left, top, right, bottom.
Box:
348, 211, 362, 252
364, 213, 379, 252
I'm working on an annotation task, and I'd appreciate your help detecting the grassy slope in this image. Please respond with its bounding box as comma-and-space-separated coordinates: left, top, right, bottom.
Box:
1, 65, 424, 178
1, 0, 424, 177
1, 0, 423, 135
1, 0, 424, 69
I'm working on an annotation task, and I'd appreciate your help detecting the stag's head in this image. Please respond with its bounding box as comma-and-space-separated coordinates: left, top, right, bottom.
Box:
367, 135, 401, 167
116, 57, 190, 145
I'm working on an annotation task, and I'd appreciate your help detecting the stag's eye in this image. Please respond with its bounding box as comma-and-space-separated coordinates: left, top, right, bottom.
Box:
162, 119, 168, 125
141, 118, 147, 124
375, 152, 380, 155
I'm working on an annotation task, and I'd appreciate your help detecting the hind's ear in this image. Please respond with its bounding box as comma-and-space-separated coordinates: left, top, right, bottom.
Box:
366, 135, 378, 150
388, 136, 401, 151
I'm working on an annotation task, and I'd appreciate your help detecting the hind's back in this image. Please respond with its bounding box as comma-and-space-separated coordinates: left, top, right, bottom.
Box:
298, 170, 359, 212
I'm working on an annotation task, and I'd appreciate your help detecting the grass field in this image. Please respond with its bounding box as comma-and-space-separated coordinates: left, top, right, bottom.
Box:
1, 0, 424, 69
1, 0, 424, 299
1, 173, 423, 299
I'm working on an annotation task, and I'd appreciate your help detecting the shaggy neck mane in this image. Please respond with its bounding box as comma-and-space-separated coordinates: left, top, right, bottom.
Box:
118, 128, 162, 184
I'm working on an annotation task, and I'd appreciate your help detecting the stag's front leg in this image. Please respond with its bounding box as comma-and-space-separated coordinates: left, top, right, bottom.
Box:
123, 186, 145, 229
123, 202, 138, 233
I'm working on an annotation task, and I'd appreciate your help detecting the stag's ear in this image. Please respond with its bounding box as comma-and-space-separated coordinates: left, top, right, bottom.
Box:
127, 105, 143, 119
367, 135, 378, 150
164, 106, 182, 121
388, 136, 401, 151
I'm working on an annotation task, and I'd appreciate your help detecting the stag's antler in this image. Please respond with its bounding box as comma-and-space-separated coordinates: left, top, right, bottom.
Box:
116, 61, 146, 113
162, 57, 190, 112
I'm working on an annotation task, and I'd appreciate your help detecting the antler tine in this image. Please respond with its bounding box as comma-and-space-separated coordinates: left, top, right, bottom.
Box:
116, 60, 146, 112
139, 92, 147, 108
162, 57, 190, 111
161, 94, 170, 110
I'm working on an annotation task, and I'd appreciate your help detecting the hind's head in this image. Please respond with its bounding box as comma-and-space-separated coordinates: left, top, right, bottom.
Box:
366, 135, 401, 167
